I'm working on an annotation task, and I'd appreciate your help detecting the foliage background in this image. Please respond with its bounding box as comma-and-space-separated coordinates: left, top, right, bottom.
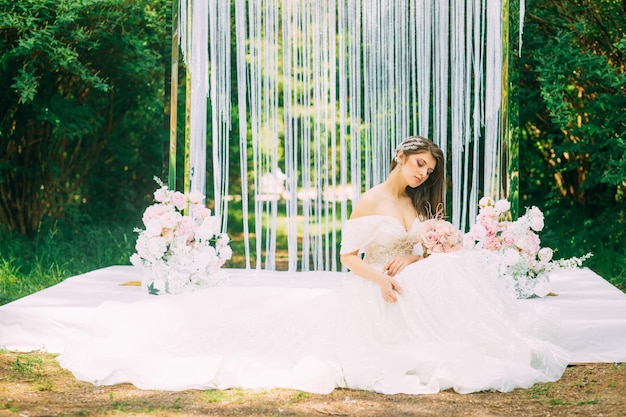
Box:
0, 0, 624, 304
519, 0, 626, 289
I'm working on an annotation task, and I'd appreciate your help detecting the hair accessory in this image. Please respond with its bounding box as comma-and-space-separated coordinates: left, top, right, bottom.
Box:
394, 137, 425, 156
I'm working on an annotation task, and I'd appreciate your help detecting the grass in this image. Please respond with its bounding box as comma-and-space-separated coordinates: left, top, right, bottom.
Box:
1, 350, 624, 417
3, 350, 55, 392
526, 383, 600, 407
107, 391, 185, 413
202, 388, 269, 404
0, 222, 137, 305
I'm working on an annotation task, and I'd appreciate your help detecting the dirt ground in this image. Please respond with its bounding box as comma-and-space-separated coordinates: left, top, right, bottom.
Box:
0, 351, 624, 417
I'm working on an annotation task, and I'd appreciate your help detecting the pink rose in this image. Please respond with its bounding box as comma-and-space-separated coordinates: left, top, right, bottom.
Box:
478, 206, 497, 220
467, 223, 487, 241
419, 219, 463, 253
177, 216, 198, 243
501, 231, 515, 245
142, 204, 167, 226
494, 199, 511, 214
187, 189, 205, 204
530, 233, 541, 254
480, 218, 499, 237
515, 233, 539, 254
463, 233, 477, 249
160, 211, 181, 230
421, 230, 439, 249
483, 236, 502, 250
170, 191, 187, 211
479, 196, 494, 207
192, 204, 212, 220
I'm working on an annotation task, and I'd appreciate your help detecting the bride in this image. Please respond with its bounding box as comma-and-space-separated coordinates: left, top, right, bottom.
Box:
58, 136, 570, 395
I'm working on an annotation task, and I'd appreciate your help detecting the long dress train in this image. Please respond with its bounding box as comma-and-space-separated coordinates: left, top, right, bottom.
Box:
57, 215, 570, 394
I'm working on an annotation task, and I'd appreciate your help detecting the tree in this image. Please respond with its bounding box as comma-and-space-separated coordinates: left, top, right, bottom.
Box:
0, 0, 167, 237
520, 0, 626, 283
521, 0, 625, 206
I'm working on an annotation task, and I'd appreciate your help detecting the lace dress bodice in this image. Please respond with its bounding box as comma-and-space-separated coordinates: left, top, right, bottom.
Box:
340, 215, 421, 269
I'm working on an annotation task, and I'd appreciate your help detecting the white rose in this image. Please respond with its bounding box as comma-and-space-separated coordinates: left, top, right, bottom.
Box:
154, 186, 170, 203
538, 247, 554, 262
527, 206, 545, 231
494, 199, 511, 214
219, 246, 233, 261
196, 216, 220, 240
530, 217, 544, 232
515, 234, 536, 253
216, 233, 230, 249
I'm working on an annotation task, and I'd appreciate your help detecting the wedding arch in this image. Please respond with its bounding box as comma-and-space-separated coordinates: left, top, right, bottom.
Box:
166, 0, 523, 272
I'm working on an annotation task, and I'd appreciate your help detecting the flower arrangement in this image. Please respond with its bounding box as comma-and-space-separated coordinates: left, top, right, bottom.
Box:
465, 196, 592, 298
130, 177, 232, 295
416, 218, 464, 258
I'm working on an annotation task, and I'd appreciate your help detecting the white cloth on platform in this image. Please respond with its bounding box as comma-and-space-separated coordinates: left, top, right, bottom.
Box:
54, 215, 571, 394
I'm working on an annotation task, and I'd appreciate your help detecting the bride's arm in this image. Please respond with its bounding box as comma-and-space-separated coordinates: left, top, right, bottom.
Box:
341, 189, 405, 302
340, 251, 404, 303
383, 254, 421, 276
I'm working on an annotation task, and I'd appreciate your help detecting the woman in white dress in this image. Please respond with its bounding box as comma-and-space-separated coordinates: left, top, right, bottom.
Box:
58, 136, 570, 395
336, 136, 570, 393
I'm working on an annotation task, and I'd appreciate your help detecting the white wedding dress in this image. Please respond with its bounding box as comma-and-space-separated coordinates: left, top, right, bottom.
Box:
58, 215, 570, 394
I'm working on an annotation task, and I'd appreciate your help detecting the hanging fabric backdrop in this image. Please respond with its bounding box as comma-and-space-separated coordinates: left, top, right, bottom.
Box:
175, 0, 523, 272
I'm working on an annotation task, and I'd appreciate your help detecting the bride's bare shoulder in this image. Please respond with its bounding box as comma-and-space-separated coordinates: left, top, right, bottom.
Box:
350, 186, 386, 219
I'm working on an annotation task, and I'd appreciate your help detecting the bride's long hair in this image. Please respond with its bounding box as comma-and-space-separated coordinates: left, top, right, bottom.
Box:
390, 136, 446, 219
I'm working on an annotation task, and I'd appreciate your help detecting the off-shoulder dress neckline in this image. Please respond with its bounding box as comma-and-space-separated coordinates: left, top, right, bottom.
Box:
348, 214, 420, 233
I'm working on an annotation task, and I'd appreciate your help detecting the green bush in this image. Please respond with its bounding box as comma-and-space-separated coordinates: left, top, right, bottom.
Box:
0, 222, 135, 305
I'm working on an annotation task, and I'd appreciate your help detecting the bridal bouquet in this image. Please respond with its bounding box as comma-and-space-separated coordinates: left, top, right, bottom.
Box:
130, 177, 232, 295
465, 196, 591, 298
414, 218, 464, 258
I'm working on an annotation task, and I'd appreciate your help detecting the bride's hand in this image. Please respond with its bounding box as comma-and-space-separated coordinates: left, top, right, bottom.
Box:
384, 255, 421, 277
379, 277, 403, 303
